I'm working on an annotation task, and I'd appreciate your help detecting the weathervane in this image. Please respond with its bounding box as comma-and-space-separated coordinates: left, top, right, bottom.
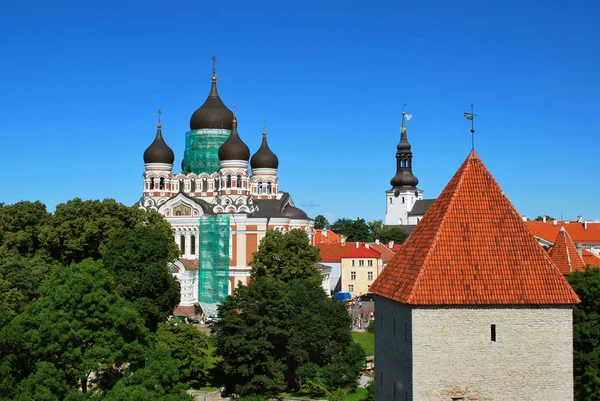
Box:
157, 108, 162, 125
211, 55, 217, 76
464, 104, 477, 150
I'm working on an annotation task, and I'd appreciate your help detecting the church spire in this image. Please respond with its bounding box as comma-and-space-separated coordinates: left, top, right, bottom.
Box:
390, 110, 419, 189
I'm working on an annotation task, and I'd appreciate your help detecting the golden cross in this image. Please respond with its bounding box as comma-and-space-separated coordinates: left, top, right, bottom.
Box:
211, 55, 217, 76
157, 108, 162, 124
263, 117, 267, 132
233, 104, 237, 115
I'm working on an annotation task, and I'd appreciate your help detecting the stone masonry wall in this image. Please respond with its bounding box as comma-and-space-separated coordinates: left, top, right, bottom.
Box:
411, 306, 574, 401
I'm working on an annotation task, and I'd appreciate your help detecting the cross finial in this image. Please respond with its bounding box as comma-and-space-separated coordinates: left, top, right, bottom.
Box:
157, 108, 162, 125
464, 104, 477, 150
233, 104, 237, 116
263, 117, 267, 132
211, 55, 217, 76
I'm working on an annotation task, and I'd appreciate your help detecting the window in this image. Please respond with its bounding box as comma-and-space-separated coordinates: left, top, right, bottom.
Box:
237, 174, 242, 188
258, 182, 263, 194
190, 235, 196, 255
368, 260, 373, 267
159, 177, 165, 190
491, 324, 497, 342
214, 178, 220, 190
351, 260, 355, 267
350, 271, 356, 280
179, 235, 185, 252
190, 179, 195, 192
267, 182, 272, 194
367, 272, 374, 280
359, 260, 365, 267
149, 177, 155, 190
401, 196, 405, 204
348, 284, 354, 292
202, 178, 207, 192
389, 197, 392, 204
226, 175, 232, 188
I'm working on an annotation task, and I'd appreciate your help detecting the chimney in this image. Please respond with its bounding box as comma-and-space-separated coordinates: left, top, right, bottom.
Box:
323, 228, 327, 237
341, 236, 346, 246
375, 239, 380, 245
584, 221, 588, 230
553, 220, 558, 226
522, 215, 528, 222
543, 216, 547, 223
355, 241, 359, 248
389, 240, 395, 248
365, 243, 370, 249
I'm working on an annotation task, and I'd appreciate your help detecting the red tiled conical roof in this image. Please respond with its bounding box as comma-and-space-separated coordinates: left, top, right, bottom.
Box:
549, 227, 586, 274
370, 150, 580, 305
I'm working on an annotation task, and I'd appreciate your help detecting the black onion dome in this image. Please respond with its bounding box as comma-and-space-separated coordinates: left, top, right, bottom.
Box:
250, 132, 279, 169
144, 124, 175, 164
390, 170, 419, 187
218, 118, 250, 161
282, 204, 309, 219
190, 76, 234, 130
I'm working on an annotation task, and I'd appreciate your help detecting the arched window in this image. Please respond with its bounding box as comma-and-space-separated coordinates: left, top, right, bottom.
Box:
190, 235, 196, 255
266, 182, 272, 194
159, 177, 165, 190
179, 235, 185, 253
202, 178, 207, 192
401, 197, 405, 204
226, 175, 232, 188
179, 179, 184, 192
190, 179, 196, 193
215, 178, 220, 190
389, 197, 393, 204
237, 174, 242, 188
258, 182, 263, 194
149, 177, 155, 190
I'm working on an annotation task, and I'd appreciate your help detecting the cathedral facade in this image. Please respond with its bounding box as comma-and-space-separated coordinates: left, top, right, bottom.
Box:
138, 70, 314, 310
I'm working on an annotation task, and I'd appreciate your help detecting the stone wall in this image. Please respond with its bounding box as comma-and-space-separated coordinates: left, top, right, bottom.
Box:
376, 300, 574, 400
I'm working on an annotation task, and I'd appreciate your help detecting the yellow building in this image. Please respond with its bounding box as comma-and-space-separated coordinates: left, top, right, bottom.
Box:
340, 244, 382, 297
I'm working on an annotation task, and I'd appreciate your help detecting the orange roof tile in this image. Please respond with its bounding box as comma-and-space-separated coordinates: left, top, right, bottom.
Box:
314, 229, 342, 244
370, 150, 580, 305
527, 220, 600, 244
582, 249, 600, 268
549, 227, 586, 274
369, 242, 397, 264
342, 246, 381, 259
317, 243, 354, 262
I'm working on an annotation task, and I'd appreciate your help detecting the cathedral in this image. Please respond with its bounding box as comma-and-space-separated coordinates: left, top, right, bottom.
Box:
138, 66, 314, 312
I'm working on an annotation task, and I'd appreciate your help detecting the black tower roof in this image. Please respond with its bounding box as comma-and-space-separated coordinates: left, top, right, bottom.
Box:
190, 76, 234, 131
250, 131, 279, 169
218, 117, 250, 162
143, 123, 175, 164
390, 112, 419, 188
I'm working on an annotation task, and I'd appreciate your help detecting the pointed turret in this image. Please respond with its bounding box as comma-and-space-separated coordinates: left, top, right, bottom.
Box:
144, 113, 175, 165
390, 111, 419, 188
218, 117, 250, 162
549, 226, 586, 274
189, 74, 234, 130
251, 130, 279, 170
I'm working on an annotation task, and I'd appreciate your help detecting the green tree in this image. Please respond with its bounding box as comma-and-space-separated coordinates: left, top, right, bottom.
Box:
155, 321, 210, 388
250, 229, 321, 283
0, 276, 23, 328
331, 218, 371, 242
102, 227, 180, 332
0, 201, 52, 258
0, 259, 148, 398
330, 218, 353, 238
41, 198, 172, 265
369, 219, 408, 244
534, 215, 556, 221
0, 255, 52, 313
212, 278, 363, 397
567, 267, 600, 401
314, 215, 330, 229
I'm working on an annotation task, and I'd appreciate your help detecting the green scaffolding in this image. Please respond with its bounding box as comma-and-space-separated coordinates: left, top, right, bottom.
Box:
198, 215, 230, 304
183, 129, 231, 175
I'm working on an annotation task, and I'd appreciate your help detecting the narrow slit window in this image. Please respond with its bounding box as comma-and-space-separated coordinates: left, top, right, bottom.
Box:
491, 324, 497, 342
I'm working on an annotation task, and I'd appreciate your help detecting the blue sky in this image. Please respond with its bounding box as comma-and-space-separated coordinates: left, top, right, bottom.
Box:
1, 0, 598, 223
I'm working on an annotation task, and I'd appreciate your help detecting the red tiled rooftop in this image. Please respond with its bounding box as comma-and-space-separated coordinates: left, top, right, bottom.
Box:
527, 220, 600, 243
582, 249, 600, 268
317, 243, 354, 262
370, 150, 580, 306
549, 227, 586, 275
314, 229, 342, 244
369, 242, 398, 264
342, 246, 381, 259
